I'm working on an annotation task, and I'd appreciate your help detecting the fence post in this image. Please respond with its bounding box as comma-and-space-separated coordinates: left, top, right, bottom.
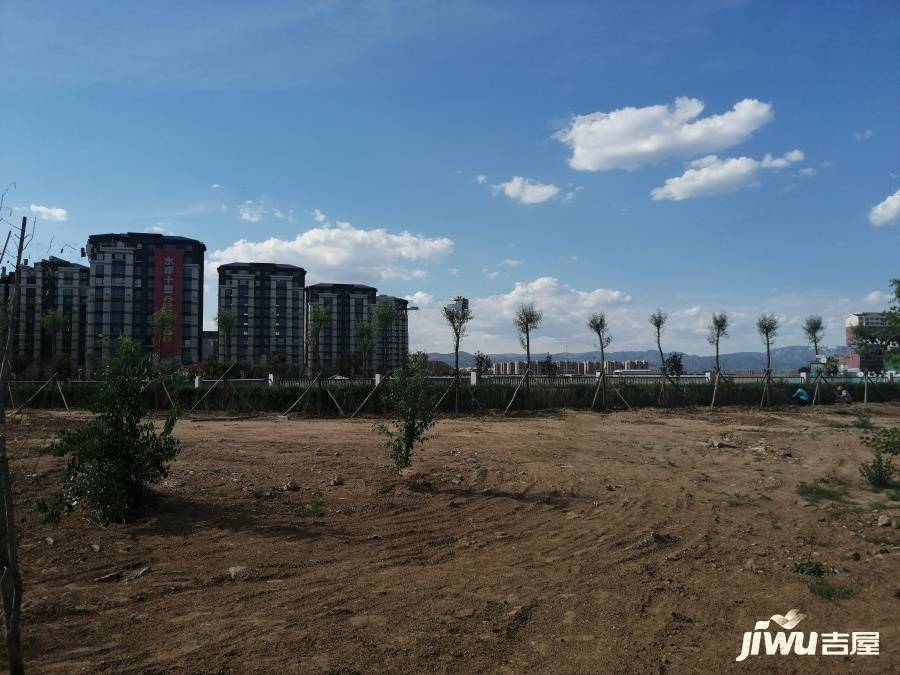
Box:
194, 375, 200, 390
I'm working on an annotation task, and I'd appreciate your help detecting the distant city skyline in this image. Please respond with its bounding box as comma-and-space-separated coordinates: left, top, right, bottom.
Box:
3, 1, 898, 354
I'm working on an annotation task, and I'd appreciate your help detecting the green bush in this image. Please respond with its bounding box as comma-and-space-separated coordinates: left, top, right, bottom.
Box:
36, 338, 180, 524
862, 427, 900, 456
859, 451, 895, 488
376, 352, 435, 469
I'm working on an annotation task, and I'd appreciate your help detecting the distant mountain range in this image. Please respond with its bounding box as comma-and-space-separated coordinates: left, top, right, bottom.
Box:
426, 346, 848, 374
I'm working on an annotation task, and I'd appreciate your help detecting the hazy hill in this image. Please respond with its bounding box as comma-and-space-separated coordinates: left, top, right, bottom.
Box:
426, 346, 848, 374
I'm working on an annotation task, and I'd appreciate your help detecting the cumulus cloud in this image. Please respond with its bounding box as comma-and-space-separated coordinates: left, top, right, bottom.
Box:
30, 204, 68, 221
798, 167, 817, 177
650, 150, 804, 201
211, 183, 221, 189
869, 189, 900, 227
683, 305, 702, 317
207, 221, 454, 284
238, 200, 265, 222
866, 290, 893, 305
474, 175, 487, 185
404, 291, 435, 307
555, 97, 774, 171
312, 208, 327, 223
854, 129, 874, 141
492, 176, 560, 204
501, 258, 523, 268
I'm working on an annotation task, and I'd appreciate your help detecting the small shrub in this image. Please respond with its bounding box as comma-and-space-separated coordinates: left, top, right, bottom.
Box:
851, 415, 875, 430
809, 580, 854, 602
861, 427, 900, 455
376, 352, 436, 469
797, 481, 847, 503
859, 451, 895, 488
792, 559, 826, 577
36, 338, 180, 524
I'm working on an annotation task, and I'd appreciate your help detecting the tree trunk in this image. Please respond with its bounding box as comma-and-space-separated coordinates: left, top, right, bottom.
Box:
453, 334, 460, 414
715, 340, 720, 374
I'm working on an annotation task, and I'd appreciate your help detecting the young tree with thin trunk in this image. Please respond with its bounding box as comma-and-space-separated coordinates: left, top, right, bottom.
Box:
707, 312, 730, 408
649, 310, 667, 376
41, 308, 64, 360
802, 315, 824, 356
514, 303, 542, 386
307, 305, 332, 375
373, 299, 399, 376
354, 320, 375, 378
757, 314, 779, 407
757, 314, 779, 373
649, 310, 677, 405
707, 312, 730, 374
153, 305, 175, 358
441, 296, 473, 413
215, 309, 235, 363
586, 312, 612, 373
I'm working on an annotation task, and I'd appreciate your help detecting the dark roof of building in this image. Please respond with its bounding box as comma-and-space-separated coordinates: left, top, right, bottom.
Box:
306, 282, 377, 291
217, 262, 306, 273
87, 232, 206, 251
377, 294, 409, 306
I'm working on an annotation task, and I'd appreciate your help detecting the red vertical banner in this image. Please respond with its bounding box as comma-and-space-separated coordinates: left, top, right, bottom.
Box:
154, 249, 183, 357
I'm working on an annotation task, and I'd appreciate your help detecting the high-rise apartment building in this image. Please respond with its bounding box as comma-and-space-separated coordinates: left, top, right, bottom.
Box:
305, 283, 376, 376
374, 294, 410, 374
85, 233, 205, 375
0, 256, 90, 375
216, 262, 306, 370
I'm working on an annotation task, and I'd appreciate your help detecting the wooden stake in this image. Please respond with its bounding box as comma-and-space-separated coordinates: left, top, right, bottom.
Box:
503, 368, 529, 416
350, 379, 383, 419
188, 362, 236, 414
283, 373, 320, 416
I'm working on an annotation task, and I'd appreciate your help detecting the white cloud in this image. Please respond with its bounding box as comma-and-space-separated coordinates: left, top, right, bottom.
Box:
29, 204, 68, 221
485, 270, 500, 280
760, 149, 804, 168
207, 221, 454, 284
555, 97, 774, 171
238, 200, 265, 222
500, 258, 523, 268
474, 175, 487, 185
798, 167, 817, 177
492, 176, 560, 205
312, 208, 327, 223
145, 223, 174, 235
869, 189, 900, 227
404, 291, 435, 307
211, 183, 221, 189
683, 305, 702, 317
650, 150, 804, 201
407, 277, 632, 353
866, 290, 892, 305
854, 129, 874, 141
447, 267, 459, 276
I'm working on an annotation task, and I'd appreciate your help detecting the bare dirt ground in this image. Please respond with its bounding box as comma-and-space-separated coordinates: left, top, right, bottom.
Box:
5, 404, 900, 673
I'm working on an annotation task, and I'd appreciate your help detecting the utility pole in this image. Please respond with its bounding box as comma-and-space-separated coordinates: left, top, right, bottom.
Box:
0, 215, 28, 674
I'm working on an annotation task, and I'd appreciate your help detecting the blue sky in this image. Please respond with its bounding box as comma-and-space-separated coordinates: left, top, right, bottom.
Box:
2, 0, 899, 354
